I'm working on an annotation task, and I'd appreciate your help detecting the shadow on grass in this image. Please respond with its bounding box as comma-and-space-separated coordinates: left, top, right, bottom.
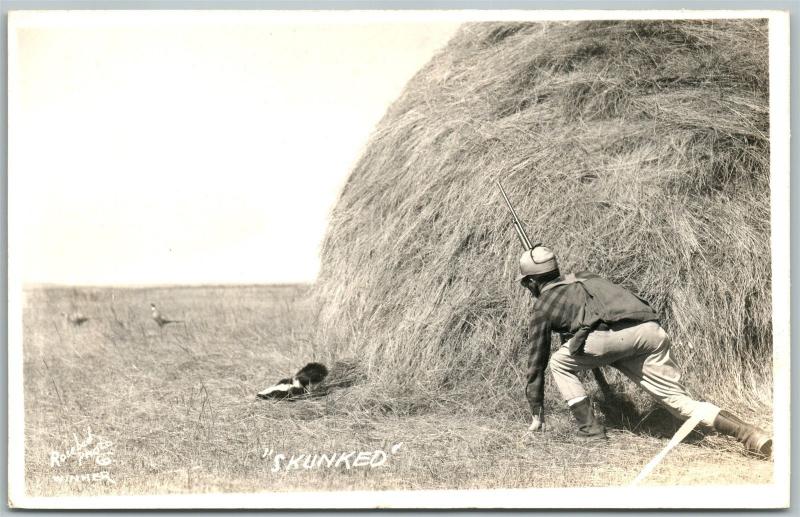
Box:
594, 392, 707, 444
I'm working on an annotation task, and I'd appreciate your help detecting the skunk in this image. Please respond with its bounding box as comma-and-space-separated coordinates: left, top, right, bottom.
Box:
256, 359, 365, 401
256, 362, 329, 400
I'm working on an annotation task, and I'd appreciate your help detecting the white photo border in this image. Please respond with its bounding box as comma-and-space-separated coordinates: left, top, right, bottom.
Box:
6, 8, 791, 510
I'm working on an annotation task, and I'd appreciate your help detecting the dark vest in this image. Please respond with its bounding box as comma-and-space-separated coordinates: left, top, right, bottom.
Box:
541, 272, 659, 326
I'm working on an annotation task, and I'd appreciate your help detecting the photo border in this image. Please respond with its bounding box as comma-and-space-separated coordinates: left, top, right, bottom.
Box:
4, 6, 793, 510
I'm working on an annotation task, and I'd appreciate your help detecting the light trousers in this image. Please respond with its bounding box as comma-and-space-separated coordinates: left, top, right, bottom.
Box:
549, 321, 719, 426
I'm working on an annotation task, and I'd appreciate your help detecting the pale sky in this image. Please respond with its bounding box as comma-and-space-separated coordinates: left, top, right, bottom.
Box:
10, 12, 460, 285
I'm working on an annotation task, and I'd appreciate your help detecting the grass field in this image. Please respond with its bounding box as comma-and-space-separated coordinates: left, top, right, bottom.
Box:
20, 285, 772, 499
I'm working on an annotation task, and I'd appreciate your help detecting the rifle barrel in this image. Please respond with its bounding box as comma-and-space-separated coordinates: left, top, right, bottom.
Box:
496, 180, 534, 250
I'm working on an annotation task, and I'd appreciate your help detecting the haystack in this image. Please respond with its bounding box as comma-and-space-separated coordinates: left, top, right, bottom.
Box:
316, 20, 771, 416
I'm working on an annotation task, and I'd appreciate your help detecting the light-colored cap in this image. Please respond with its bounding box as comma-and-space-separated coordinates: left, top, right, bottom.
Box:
516, 246, 558, 282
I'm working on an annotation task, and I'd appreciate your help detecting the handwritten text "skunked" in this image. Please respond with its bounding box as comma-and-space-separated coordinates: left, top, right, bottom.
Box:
263, 443, 403, 473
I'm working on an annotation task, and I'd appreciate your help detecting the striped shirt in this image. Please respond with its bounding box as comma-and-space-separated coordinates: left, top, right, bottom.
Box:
525, 280, 590, 414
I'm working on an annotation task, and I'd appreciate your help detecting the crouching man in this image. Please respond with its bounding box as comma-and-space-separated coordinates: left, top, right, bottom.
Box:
518, 245, 771, 456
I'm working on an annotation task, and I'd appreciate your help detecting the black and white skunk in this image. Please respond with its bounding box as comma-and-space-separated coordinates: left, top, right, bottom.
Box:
256, 362, 329, 400
256, 359, 364, 401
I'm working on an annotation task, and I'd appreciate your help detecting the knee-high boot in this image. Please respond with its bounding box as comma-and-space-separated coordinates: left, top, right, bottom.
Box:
713, 410, 772, 456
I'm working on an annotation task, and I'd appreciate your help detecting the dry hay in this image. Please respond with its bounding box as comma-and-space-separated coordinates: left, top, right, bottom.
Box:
316, 20, 772, 417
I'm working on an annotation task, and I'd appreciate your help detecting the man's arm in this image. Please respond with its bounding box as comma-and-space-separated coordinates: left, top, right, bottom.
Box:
525, 310, 552, 419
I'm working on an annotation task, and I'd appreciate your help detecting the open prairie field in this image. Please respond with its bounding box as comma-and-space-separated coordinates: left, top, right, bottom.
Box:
21, 285, 772, 498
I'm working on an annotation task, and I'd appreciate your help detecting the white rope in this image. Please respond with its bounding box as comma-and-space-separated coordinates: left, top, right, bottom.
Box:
630, 415, 702, 486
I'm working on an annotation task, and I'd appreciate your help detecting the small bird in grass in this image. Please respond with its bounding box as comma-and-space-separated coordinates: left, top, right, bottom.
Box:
150, 303, 182, 328
62, 312, 89, 326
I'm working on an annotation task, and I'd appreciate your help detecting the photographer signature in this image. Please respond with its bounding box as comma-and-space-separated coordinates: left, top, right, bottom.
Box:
49, 426, 116, 485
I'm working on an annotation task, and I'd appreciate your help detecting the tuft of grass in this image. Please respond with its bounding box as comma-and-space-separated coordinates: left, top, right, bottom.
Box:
315, 20, 772, 423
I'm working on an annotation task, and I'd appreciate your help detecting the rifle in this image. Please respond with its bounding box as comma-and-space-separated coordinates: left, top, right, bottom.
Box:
496, 180, 613, 402
496, 180, 538, 251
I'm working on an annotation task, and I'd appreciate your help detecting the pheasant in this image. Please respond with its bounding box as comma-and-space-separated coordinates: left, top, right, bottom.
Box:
150, 303, 182, 328
62, 312, 88, 326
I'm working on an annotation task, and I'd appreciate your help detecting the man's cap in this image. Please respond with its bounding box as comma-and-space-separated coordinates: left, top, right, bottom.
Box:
516, 246, 558, 282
